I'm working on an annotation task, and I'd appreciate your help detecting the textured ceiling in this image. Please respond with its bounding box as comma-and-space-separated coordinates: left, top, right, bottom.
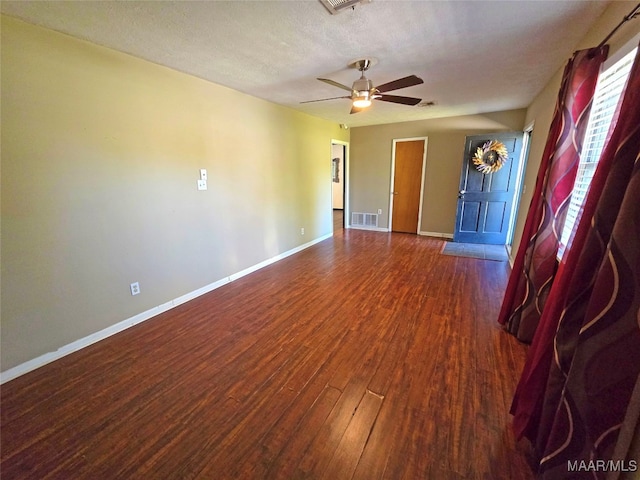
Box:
1, 0, 612, 127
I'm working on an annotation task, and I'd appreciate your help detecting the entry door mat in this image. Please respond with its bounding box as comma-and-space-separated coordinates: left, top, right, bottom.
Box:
441, 242, 509, 262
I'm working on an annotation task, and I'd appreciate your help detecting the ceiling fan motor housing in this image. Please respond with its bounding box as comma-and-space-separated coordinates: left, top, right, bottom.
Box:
352, 76, 373, 97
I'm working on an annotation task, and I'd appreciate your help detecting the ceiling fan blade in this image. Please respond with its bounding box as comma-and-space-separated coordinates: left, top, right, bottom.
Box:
376, 94, 422, 106
375, 75, 424, 93
300, 96, 351, 104
318, 78, 353, 92
350, 105, 364, 114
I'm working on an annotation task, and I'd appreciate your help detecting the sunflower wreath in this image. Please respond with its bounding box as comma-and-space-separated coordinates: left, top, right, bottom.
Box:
472, 140, 509, 174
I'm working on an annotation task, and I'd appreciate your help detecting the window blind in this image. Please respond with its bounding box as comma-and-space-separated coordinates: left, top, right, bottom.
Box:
558, 47, 637, 258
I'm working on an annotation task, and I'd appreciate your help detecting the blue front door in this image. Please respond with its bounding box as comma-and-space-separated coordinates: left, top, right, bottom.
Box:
453, 132, 524, 244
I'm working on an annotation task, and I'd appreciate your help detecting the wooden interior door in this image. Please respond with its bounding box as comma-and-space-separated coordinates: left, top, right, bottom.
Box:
453, 132, 524, 244
391, 139, 425, 233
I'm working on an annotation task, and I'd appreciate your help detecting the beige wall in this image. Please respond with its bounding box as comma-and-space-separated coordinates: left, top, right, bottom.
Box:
0, 17, 348, 371
349, 110, 526, 234
512, 2, 640, 255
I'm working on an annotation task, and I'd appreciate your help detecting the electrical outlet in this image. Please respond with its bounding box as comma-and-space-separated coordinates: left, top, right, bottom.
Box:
130, 282, 140, 296
197, 179, 207, 191
300, 227, 305, 235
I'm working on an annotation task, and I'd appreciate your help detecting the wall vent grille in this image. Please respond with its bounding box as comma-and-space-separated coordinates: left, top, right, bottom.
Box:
319, 0, 371, 15
351, 212, 378, 228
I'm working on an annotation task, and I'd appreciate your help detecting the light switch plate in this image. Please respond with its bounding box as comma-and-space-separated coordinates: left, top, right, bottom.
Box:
200, 169, 207, 180
197, 179, 207, 190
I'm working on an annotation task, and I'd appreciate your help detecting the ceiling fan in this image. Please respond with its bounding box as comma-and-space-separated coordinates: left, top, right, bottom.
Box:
301, 58, 424, 114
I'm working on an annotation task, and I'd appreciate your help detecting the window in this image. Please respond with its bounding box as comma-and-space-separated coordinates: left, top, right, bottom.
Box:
558, 46, 637, 258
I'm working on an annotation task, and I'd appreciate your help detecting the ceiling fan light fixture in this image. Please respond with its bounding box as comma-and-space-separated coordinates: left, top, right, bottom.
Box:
352, 91, 372, 108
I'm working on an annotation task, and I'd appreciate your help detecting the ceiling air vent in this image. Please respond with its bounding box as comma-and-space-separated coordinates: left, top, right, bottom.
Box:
319, 0, 371, 15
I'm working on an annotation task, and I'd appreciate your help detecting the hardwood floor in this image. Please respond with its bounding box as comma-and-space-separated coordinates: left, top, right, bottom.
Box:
1, 229, 533, 479
333, 209, 343, 231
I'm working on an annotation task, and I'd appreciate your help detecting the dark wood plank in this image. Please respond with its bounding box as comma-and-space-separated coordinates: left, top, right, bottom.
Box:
261, 385, 343, 479
0, 230, 533, 480
321, 390, 384, 479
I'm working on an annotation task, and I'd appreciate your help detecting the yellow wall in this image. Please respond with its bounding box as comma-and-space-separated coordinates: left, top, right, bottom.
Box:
349, 110, 526, 235
512, 2, 640, 255
0, 16, 348, 371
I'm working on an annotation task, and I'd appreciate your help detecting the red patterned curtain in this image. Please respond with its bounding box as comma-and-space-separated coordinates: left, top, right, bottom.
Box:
536, 45, 640, 479
497, 46, 608, 343
510, 44, 640, 479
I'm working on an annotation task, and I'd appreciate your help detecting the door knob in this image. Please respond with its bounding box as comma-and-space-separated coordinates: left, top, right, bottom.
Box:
458, 190, 466, 199
391, 191, 398, 195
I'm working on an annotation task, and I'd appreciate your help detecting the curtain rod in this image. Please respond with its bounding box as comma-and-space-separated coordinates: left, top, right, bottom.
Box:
597, 2, 640, 49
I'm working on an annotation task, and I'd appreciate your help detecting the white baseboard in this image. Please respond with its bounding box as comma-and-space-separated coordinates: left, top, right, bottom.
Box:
347, 225, 390, 232
419, 231, 454, 239
345, 227, 452, 237
0, 233, 332, 384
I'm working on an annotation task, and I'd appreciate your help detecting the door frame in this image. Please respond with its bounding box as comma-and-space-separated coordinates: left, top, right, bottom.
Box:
505, 123, 533, 249
331, 139, 349, 229
388, 137, 428, 233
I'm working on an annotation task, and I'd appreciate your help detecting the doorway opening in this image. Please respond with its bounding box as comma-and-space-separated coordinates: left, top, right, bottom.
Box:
331, 140, 348, 232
